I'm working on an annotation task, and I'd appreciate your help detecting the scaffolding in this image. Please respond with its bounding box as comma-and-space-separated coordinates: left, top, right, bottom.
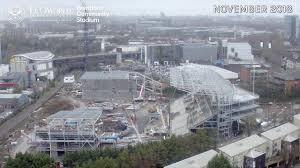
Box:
170, 64, 235, 137
34, 108, 102, 158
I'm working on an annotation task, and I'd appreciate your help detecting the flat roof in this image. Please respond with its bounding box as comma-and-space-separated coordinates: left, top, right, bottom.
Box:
261, 123, 299, 141
80, 71, 130, 80
294, 113, 300, 121
13, 51, 54, 61
164, 150, 218, 168
0, 94, 23, 99
233, 87, 259, 103
47, 108, 102, 121
245, 150, 265, 158
181, 64, 238, 80
219, 135, 267, 157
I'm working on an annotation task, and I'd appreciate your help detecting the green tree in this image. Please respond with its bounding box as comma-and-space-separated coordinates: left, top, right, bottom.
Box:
207, 155, 232, 168
77, 157, 118, 168
5, 153, 55, 168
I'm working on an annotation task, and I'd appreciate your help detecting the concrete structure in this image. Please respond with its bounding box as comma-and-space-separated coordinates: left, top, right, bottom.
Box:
10, 51, 55, 84
35, 108, 103, 158
260, 123, 299, 159
181, 43, 218, 64
81, 71, 138, 102
164, 150, 218, 168
0, 94, 28, 112
219, 135, 268, 168
170, 64, 259, 137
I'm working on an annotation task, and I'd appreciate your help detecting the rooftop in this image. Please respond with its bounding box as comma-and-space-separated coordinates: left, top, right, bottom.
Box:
273, 71, 300, 81
164, 150, 218, 168
233, 87, 259, 103
80, 71, 130, 80
0, 94, 23, 99
219, 135, 267, 157
13, 51, 55, 61
196, 64, 238, 80
47, 108, 102, 121
260, 122, 299, 141
245, 150, 265, 158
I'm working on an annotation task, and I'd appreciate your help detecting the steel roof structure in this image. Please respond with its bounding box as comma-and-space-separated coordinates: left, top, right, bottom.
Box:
170, 64, 234, 104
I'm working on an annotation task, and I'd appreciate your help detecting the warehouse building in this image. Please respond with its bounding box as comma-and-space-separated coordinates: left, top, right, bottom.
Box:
80, 71, 138, 102
10, 51, 55, 84
164, 150, 218, 168
219, 135, 268, 168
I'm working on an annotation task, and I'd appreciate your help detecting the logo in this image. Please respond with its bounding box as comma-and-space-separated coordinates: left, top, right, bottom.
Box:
8, 7, 25, 24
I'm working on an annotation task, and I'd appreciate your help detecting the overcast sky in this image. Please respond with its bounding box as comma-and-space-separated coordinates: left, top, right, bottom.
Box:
0, 0, 299, 17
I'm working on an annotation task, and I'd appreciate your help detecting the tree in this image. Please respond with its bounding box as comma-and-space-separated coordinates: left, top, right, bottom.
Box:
78, 157, 118, 168
207, 155, 232, 168
63, 130, 214, 168
5, 153, 56, 168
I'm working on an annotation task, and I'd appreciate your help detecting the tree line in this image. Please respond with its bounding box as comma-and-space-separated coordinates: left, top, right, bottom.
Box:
5, 130, 232, 168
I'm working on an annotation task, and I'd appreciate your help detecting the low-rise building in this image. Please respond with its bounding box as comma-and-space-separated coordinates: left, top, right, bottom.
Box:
260, 123, 300, 167
164, 150, 218, 168
261, 123, 299, 159
271, 70, 300, 96
218, 135, 268, 168
240, 65, 269, 82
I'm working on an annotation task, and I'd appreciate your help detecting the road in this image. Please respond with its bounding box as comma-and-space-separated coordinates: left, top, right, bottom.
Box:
0, 82, 63, 141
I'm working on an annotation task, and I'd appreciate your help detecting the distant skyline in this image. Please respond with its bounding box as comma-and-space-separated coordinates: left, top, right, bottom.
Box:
0, 0, 299, 19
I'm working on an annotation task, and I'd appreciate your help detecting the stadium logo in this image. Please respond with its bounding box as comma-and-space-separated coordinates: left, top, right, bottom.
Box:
8, 7, 25, 24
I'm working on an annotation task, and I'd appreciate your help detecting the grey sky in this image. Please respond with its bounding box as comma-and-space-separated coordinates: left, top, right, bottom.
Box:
0, 0, 299, 16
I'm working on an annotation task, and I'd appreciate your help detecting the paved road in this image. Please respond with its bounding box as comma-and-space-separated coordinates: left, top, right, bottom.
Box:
0, 82, 63, 141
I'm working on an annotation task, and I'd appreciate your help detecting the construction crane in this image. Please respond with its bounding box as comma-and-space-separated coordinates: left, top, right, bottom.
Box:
80, 0, 89, 71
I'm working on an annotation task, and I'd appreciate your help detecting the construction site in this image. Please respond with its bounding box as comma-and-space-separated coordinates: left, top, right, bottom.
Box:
3, 63, 264, 159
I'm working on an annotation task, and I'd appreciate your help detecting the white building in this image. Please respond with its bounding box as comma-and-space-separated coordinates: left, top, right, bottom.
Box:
260, 122, 299, 159
225, 42, 254, 61
219, 135, 268, 168
164, 150, 218, 168
10, 51, 55, 81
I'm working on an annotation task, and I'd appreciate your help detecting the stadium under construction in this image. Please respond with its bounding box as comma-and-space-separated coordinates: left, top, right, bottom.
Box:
169, 64, 259, 137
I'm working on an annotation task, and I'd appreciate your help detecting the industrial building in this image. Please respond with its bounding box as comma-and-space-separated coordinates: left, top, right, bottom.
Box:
142, 44, 183, 65
181, 43, 218, 64
219, 135, 268, 168
10, 51, 55, 84
81, 71, 162, 102
80, 71, 138, 102
169, 64, 259, 137
34, 108, 103, 158
164, 150, 218, 168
